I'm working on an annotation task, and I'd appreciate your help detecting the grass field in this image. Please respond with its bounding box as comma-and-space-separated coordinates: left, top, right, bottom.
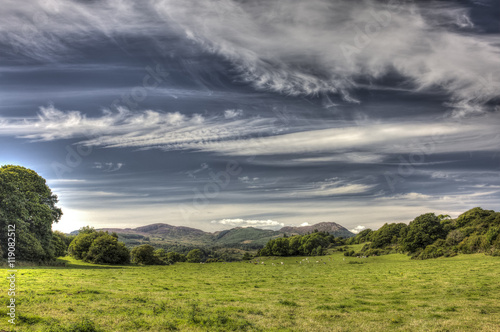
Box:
2, 249, 500, 331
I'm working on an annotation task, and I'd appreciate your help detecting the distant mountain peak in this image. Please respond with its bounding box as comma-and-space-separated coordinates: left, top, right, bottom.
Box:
280, 222, 354, 237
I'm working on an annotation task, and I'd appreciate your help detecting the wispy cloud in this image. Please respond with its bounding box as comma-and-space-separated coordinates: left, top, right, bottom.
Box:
2, 106, 500, 160
154, 0, 500, 111
224, 109, 243, 119
288, 178, 375, 198
1, 0, 498, 112
93, 162, 124, 172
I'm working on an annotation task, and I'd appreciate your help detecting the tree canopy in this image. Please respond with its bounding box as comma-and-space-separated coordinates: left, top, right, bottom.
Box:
0, 165, 63, 261
130, 244, 163, 265
69, 227, 130, 264
258, 231, 340, 257
400, 213, 446, 253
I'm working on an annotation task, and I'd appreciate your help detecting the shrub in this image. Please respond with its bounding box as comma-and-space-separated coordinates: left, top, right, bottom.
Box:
186, 249, 204, 263
130, 245, 163, 265
86, 234, 130, 264
400, 213, 446, 253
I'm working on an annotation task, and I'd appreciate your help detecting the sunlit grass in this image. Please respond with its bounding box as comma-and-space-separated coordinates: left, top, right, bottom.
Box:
1, 251, 499, 331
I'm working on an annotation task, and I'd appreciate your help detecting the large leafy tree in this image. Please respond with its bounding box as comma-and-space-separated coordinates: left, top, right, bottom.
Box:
86, 233, 130, 265
400, 213, 446, 253
370, 223, 407, 248
186, 249, 204, 263
130, 244, 163, 265
0, 165, 62, 261
69, 227, 130, 264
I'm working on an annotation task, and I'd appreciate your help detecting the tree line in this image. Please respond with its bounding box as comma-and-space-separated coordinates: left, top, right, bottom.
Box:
345, 209, 500, 259
257, 231, 345, 257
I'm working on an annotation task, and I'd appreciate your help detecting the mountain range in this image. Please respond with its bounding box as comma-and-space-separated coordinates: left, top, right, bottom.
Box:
94, 222, 354, 248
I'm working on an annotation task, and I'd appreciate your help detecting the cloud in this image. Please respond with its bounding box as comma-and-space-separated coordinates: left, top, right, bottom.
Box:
0, 105, 276, 147
153, 0, 500, 109
288, 178, 375, 198
210, 218, 284, 230
376, 192, 432, 201
46, 179, 86, 184
93, 162, 124, 172
192, 116, 500, 157
224, 109, 243, 119
1, 0, 498, 112
2, 105, 500, 161
350, 225, 366, 234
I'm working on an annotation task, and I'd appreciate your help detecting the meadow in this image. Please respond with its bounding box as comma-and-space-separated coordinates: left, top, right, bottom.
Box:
1, 248, 500, 331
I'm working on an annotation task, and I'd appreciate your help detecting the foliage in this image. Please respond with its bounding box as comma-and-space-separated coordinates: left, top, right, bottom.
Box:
86, 234, 130, 264
166, 251, 187, 263
369, 223, 407, 249
346, 229, 373, 245
130, 244, 163, 265
258, 232, 338, 257
186, 249, 204, 263
400, 213, 446, 253
69, 227, 129, 264
51, 231, 70, 257
0, 165, 62, 261
349, 208, 500, 260
68, 230, 104, 260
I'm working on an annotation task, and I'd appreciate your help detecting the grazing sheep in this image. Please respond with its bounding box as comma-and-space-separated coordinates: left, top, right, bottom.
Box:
281, 262, 284, 265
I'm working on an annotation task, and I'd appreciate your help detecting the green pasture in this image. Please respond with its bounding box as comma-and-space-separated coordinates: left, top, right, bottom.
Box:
1, 250, 499, 331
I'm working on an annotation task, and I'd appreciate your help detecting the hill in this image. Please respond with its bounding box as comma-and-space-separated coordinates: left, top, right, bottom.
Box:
280, 222, 354, 238
94, 221, 354, 249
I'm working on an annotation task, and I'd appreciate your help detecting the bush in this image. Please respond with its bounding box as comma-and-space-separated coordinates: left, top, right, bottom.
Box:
131, 245, 163, 265
414, 239, 446, 260
457, 234, 489, 254
68, 231, 102, 260
344, 250, 355, 257
445, 230, 465, 246
400, 213, 446, 253
86, 234, 130, 264
186, 249, 204, 263
69, 228, 129, 264
166, 251, 186, 263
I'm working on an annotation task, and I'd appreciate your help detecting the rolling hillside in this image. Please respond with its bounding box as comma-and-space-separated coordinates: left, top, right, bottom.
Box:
95, 221, 354, 249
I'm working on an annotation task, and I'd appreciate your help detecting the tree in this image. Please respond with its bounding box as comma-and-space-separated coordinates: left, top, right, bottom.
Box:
370, 223, 407, 248
400, 213, 446, 253
166, 251, 186, 263
0, 165, 62, 261
68, 227, 129, 264
130, 244, 163, 265
86, 233, 130, 264
51, 231, 70, 257
68, 229, 103, 260
186, 249, 204, 263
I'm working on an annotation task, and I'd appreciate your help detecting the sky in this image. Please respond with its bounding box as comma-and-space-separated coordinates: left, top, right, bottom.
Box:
0, 0, 499, 233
